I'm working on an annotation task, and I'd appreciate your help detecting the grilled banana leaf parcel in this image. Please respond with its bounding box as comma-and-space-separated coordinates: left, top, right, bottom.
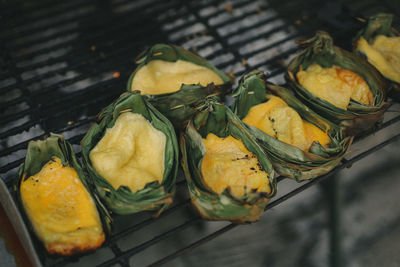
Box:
127, 44, 232, 126
16, 133, 111, 256
353, 13, 400, 101
286, 31, 388, 136
180, 97, 276, 223
81, 92, 179, 216
232, 70, 353, 181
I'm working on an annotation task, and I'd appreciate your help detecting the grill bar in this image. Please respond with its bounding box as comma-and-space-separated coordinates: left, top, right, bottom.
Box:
148, 224, 238, 267
1, 0, 399, 266
5, 0, 262, 60
110, 199, 191, 243
147, 132, 400, 266
1, 5, 96, 44
9, 3, 177, 62
51, 114, 400, 266
6, 0, 264, 54
0, 0, 305, 98
1, 0, 92, 23
97, 217, 202, 267
89, 113, 400, 266
0, 38, 300, 174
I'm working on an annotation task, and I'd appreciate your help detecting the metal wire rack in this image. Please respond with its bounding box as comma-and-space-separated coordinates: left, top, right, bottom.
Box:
1, 0, 399, 266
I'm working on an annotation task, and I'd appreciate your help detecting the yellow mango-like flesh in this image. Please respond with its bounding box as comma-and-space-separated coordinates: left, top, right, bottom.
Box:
242, 95, 330, 151
201, 133, 271, 197
357, 36, 400, 83
296, 64, 373, 109
20, 157, 104, 255
90, 112, 166, 193
130, 59, 224, 94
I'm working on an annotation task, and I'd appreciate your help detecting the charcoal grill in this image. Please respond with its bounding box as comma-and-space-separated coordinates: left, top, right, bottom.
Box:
1, 0, 400, 266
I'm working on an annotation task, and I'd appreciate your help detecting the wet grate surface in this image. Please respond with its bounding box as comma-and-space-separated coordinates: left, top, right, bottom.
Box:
1, 0, 400, 266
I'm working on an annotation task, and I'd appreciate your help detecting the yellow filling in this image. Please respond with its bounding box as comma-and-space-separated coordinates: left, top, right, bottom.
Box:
201, 133, 271, 197
296, 64, 373, 109
90, 112, 166, 193
357, 35, 400, 83
20, 157, 104, 254
243, 95, 330, 151
130, 59, 224, 94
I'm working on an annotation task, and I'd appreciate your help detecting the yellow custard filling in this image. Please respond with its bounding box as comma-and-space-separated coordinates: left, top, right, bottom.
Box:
357, 35, 400, 83
296, 64, 373, 109
130, 59, 224, 94
20, 157, 104, 255
90, 112, 166, 192
201, 133, 271, 197
243, 95, 330, 151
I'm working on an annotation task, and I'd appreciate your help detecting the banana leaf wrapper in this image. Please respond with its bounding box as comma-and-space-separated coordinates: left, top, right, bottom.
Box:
286, 31, 389, 136
81, 93, 179, 216
127, 44, 233, 127
232, 70, 353, 181
353, 13, 400, 101
180, 97, 277, 223
15, 133, 112, 257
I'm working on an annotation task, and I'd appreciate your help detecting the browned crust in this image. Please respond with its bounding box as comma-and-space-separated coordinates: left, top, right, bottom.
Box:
46, 233, 105, 256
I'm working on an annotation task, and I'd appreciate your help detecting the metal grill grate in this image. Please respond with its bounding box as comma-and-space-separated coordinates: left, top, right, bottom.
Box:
1, 0, 400, 266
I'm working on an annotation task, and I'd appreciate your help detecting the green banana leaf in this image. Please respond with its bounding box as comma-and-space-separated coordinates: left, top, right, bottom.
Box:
180, 97, 277, 223
81, 92, 179, 216
286, 31, 389, 136
126, 44, 233, 127
15, 133, 111, 256
353, 13, 400, 101
232, 70, 353, 181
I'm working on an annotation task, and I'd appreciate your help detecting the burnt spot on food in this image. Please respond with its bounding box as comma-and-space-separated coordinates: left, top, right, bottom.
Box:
233, 154, 252, 161
257, 162, 264, 171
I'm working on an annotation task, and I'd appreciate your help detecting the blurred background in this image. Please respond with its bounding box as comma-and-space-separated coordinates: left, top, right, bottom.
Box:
1, 0, 399, 266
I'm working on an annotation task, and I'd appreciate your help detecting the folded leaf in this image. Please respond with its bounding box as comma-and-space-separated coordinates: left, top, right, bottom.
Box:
286, 31, 389, 136
81, 93, 179, 216
181, 97, 276, 223
15, 133, 111, 256
353, 13, 400, 101
127, 44, 232, 127
232, 70, 353, 181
